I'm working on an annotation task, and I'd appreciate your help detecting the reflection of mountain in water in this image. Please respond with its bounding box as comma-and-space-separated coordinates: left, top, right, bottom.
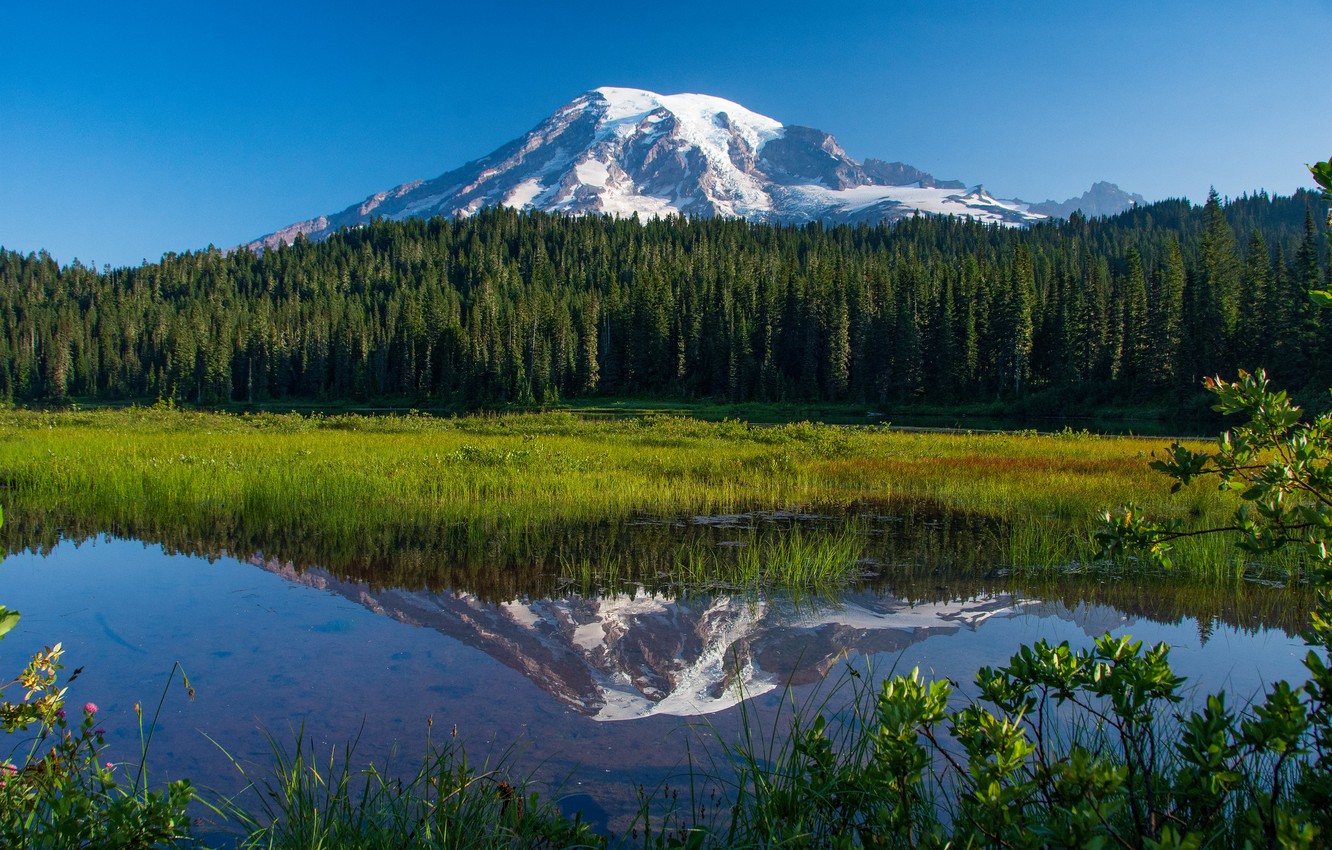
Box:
253, 557, 1033, 721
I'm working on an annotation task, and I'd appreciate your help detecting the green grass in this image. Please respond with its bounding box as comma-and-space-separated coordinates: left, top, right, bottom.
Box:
552, 393, 1212, 436
0, 406, 1298, 588
213, 729, 598, 850
45, 389, 1212, 436
669, 523, 867, 590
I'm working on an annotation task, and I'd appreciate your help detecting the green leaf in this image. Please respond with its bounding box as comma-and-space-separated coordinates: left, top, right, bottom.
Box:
0, 607, 19, 640
1311, 158, 1332, 193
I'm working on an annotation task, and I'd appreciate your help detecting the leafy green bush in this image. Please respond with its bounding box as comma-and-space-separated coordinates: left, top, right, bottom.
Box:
676, 629, 1318, 849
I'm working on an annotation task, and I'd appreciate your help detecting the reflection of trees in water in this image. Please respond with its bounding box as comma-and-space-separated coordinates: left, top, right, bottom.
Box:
0, 500, 1308, 636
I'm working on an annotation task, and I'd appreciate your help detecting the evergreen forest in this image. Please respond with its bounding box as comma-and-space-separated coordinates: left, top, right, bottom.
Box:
0, 189, 1327, 412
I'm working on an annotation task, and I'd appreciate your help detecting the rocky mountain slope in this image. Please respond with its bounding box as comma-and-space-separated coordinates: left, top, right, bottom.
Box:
1026, 181, 1148, 219
249, 87, 1140, 252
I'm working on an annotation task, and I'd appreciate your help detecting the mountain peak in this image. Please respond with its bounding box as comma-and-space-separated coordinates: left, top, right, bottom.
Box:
1026, 181, 1148, 220
590, 87, 779, 131
247, 89, 1140, 252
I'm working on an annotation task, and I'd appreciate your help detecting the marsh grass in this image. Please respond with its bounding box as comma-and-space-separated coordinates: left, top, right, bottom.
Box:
1002, 514, 1313, 584
213, 727, 599, 850
0, 407, 1248, 584
670, 524, 866, 589
0, 407, 1207, 524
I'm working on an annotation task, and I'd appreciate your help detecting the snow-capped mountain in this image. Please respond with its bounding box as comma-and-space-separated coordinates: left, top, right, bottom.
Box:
248, 87, 1140, 251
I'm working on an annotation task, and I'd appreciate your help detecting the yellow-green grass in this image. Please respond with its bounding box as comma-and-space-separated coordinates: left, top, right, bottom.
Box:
0, 407, 1281, 585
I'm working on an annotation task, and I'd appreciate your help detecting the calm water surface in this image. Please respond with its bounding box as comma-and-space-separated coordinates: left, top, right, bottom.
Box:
0, 533, 1312, 834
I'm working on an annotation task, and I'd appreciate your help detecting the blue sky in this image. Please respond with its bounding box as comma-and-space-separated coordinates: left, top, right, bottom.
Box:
3, 0, 1329, 268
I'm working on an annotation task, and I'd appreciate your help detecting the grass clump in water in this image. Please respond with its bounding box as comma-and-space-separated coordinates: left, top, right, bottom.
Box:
217, 728, 598, 850
673, 524, 865, 590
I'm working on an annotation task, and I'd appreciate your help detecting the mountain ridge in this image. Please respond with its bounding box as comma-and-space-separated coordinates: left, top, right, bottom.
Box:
248, 87, 1141, 252
1026, 181, 1148, 219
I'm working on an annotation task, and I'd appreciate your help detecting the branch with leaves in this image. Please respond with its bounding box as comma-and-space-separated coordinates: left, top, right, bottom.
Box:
1310, 156, 1332, 310
1097, 369, 1332, 573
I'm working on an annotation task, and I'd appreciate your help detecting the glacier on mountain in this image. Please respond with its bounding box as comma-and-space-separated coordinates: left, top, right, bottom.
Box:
249, 87, 1138, 252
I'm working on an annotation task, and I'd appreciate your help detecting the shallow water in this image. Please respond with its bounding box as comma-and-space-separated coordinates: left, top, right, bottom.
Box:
0, 534, 1311, 835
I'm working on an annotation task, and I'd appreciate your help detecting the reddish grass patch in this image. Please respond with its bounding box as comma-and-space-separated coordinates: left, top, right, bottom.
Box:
816, 454, 1139, 479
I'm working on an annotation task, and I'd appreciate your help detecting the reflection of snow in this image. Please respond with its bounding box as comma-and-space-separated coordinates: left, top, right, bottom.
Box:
572, 621, 605, 651
594, 597, 778, 721
256, 557, 1032, 723
532, 591, 1035, 721
789, 597, 1033, 633
1023, 600, 1135, 638
487, 588, 1030, 721
500, 599, 544, 628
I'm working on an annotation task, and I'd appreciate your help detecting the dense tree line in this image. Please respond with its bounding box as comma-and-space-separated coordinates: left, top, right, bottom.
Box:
0, 189, 1327, 409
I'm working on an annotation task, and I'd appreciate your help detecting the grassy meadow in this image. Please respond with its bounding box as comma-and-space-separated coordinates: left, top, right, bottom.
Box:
0, 405, 1289, 590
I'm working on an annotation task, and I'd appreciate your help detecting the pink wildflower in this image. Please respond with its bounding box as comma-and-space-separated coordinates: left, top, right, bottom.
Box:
0, 763, 16, 775
84, 702, 98, 715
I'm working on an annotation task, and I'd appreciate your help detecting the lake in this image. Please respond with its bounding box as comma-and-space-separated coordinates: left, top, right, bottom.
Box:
0, 511, 1311, 836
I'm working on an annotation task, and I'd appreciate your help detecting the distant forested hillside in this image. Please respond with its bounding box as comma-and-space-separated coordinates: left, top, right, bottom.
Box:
0, 189, 1327, 411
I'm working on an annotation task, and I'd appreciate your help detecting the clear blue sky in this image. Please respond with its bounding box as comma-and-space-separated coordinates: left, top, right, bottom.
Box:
3, 0, 1329, 269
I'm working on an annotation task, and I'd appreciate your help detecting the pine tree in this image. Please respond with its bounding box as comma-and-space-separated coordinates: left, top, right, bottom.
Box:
577, 290, 600, 395
1147, 240, 1186, 390
1120, 248, 1150, 387
1193, 189, 1241, 374
1236, 231, 1271, 369
0, 194, 1323, 410
1000, 247, 1036, 397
